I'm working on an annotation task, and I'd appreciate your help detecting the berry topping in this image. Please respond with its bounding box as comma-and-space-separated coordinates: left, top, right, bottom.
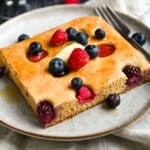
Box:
71, 77, 83, 90
66, 27, 78, 41
85, 45, 99, 59
18, 34, 30, 42
65, 0, 80, 4
123, 65, 141, 78
29, 42, 42, 55
0, 67, 4, 78
76, 86, 96, 104
95, 28, 106, 39
123, 65, 143, 87
98, 44, 115, 57
49, 58, 68, 77
126, 75, 143, 87
28, 51, 48, 62
50, 29, 68, 46
68, 48, 89, 71
131, 32, 146, 46
75, 32, 88, 46
37, 101, 56, 126
106, 94, 120, 108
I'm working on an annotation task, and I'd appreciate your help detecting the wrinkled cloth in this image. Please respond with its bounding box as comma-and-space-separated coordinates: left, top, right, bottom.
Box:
0, 0, 150, 149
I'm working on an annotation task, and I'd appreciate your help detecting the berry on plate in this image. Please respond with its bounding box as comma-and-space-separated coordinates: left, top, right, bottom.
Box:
106, 94, 120, 108
68, 48, 89, 71
49, 58, 68, 77
71, 77, 83, 90
50, 29, 68, 46
85, 45, 99, 59
75, 32, 88, 46
131, 32, 146, 46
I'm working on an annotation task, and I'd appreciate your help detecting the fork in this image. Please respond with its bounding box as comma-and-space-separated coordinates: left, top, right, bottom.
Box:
95, 5, 150, 61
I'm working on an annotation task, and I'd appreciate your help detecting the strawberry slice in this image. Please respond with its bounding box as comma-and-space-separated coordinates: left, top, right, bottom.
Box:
98, 44, 115, 57
28, 51, 48, 62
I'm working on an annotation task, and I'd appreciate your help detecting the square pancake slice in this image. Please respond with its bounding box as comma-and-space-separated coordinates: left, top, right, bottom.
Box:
0, 16, 150, 127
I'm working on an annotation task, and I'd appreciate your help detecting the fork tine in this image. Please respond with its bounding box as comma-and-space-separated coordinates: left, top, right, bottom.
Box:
96, 7, 112, 25
95, 6, 125, 36
106, 5, 130, 34
95, 6, 150, 61
95, 7, 108, 22
101, 6, 124, 35
95, 8, 101, 17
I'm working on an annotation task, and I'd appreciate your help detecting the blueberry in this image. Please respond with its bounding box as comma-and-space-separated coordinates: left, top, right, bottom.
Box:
75, 32, 88, 46
0, 67, 4, 78
106, 94, 120, 108
95, 28, 106, 39
85, 45, 99, 59
49, 58, 68, 77
29, 42, 42, 55
131, 32, 146, 46
18, 34, 29, 42
71, 77, 83, 90
66, 27, 78, 41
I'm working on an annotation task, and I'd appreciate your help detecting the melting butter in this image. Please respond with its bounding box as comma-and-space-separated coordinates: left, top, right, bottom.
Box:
0, 86, 21, 103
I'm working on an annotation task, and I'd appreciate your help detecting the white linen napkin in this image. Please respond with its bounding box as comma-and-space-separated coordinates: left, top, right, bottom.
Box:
0, 0, 150, 149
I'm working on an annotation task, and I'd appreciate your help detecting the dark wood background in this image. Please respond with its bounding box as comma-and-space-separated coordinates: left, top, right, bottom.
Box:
0, 0, 88, 24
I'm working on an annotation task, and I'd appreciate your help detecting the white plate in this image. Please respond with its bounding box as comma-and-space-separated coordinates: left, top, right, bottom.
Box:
0, 5, 150, 141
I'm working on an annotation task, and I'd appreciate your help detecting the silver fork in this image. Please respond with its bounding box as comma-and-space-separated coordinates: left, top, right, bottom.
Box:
95, 5, 150, 61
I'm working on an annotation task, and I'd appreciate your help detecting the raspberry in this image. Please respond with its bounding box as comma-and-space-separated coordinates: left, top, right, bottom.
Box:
37, 101, 56, 126
68, 48, 89, 71
50, 29, 68, 46
76, 86, 96, 104
123, 65, 141, 78
65, 0, 80, 4
98, 44, 115, 57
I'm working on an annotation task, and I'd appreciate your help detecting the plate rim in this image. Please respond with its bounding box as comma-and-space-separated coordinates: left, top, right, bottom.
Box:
0, 4, 149, 141
0, 105, 149, 141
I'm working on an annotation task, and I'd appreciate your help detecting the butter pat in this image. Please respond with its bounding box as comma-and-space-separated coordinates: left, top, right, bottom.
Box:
56, 43, 84, 62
